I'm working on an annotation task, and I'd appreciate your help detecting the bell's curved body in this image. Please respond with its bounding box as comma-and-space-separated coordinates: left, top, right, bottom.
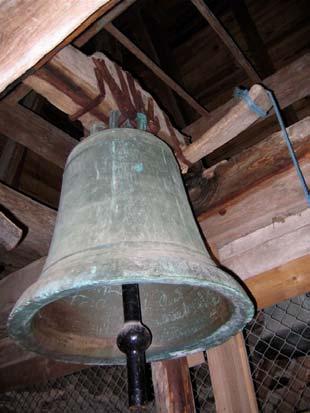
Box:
8, 128, 254, 365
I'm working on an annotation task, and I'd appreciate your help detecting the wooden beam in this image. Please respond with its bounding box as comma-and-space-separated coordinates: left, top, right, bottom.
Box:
0, 137, 25, 186
22, 49, 308, 171
191, 0, 261, 83
74, 0, 137, 48
104, 23, 209, 117
0, 183, 56, 255
246, 254, 310, 310
0, 103, 77, 169
183, 53, 310, 140
199, 157, 310, 248
0, 183, 56, 275
186, 351, 206, 368
0, 212, 23, 251
24, 45, 187, 149
0, 0, 118, 94
230, 0, 274, 78
207, 332, 258, 413
127, 7, 186, 128
182, 84, 271, 163
152, 358, 195, 413
4, 84, 32, 105
190, 117, 310, 215
219, 208, 310, 280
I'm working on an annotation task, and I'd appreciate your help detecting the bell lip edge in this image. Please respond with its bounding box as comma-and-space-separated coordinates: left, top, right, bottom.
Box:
7, 278, 254, 365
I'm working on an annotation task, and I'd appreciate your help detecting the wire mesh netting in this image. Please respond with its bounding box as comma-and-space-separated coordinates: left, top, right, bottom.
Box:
1, 293, 309, 412
244, 293, 310, 412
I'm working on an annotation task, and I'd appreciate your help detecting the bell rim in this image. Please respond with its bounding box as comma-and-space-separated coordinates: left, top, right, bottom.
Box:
8, 274, 254, 365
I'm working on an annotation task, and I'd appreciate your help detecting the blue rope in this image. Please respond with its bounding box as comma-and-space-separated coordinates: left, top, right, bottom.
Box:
235, 87, 310, 207
234, 87, 267, 118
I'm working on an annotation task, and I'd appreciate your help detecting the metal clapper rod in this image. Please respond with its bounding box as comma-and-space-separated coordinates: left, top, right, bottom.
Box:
113, 111, 152, 410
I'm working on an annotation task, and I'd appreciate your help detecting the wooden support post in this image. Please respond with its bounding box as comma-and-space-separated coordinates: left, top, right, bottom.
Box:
152, 358, 196, 413
207, 333, 258, 413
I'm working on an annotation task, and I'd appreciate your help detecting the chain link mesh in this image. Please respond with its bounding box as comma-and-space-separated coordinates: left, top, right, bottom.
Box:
190, 361, 215, 412
244, 293, 310, 412
1, 294, 309, 412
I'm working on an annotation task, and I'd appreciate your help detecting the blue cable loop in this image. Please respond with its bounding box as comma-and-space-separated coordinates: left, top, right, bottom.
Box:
234, 87, 268, 118
234, 87, 310, 207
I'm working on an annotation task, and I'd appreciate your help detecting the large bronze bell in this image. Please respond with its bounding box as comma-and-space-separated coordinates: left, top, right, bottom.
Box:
8, 128, 254, 366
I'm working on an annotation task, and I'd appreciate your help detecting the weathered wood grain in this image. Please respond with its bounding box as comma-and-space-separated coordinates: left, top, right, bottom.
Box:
191, 0, 261, 82
183, 53, 310, 140
0, 183, 56, 256
0, 183, 56, 274
0, 212, 23, 251
0, 104, 77, 169
219, 209, 310, 280
0, 137, 25, 186
199, 158, 310, 248
191, 117, 310, 216
105, 22, 209, 117
246, 255, 310, 310
24, 45, 186, 149
74, 0, 137, 48
0, 0, 118, 93
152, 357, 195, 413
182, 84, 271, 163
207, 333, 258, 413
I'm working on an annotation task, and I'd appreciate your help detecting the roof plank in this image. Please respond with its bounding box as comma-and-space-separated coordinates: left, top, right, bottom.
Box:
0, 0, 118, 93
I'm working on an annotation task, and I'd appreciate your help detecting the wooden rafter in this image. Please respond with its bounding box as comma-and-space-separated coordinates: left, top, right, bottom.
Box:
104, 23, 209, 117
182, 84, 271, 163
0, 104, 76, 169
184, 53, 310, 140
191, 0, 261, 83
19, 49, 309, 172
0, 0, 120, 94
23, 45, 187, 149
74, 0, 137, 48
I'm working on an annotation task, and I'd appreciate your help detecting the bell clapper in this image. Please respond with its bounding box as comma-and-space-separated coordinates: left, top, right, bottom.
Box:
117, 284, 152, 410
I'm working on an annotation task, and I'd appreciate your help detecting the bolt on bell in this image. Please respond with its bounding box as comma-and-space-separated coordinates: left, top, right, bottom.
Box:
8, 128, 254, 365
